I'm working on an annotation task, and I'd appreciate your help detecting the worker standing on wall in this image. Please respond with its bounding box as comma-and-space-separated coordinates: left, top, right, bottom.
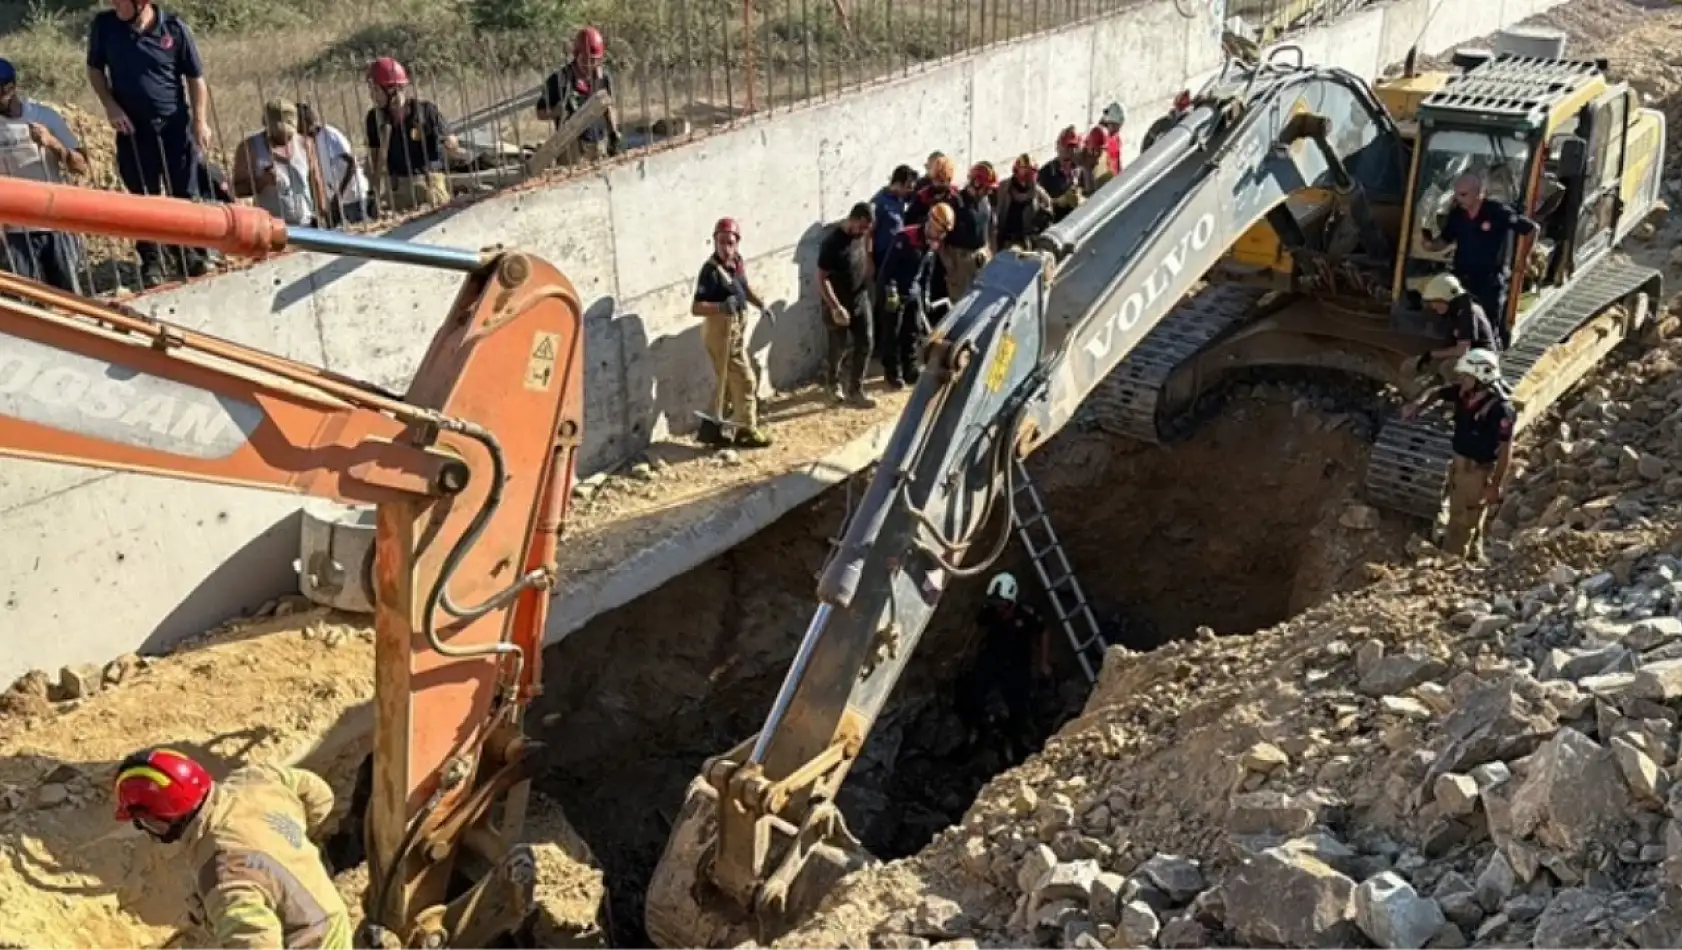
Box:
85, 0, 214, 287
1097, 101, 1126, 175
954, 573, 1050, 757
113, 748, 352, 949
363, 56, 458, 216
1039, 127, 1094, 223
1421, 172, 1538, 350
875, 203, 954, 388
535, 27, 623, 164
940, 162, 997, 301
1400, 349, 1515, 563
817, 202, 878, 409
994, 154, 1053, 251
691, 217, 773, 449
0, 57, 90, 294
1408, 272, 1500, 394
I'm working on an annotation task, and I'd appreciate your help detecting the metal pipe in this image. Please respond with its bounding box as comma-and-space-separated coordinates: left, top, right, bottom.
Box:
749, 603, 834, 764
287, 227, 487, 272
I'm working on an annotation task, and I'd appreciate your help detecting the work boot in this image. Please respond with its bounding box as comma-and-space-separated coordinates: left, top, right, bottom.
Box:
883, 375, 905, 391
696, 420, 730, 447
846, 389, 877, 409
828, 382, 846, 403
734, 427, 773, 449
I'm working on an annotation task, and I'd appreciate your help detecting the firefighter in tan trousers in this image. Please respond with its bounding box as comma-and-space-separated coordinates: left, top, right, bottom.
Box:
690, 217, 773, 448
1400, 348, 1516, 562
113, 747, 351, 949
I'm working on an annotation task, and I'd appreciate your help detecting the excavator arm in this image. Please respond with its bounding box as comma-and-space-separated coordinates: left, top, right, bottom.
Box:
645, 50, 1413, 948
0, 181, 586, 948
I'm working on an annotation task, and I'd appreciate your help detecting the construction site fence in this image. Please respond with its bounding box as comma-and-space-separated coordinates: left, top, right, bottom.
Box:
10, 0, 1381, 298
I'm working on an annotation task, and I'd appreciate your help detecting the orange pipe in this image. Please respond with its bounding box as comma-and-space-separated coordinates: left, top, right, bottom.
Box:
0, 179, 289, 259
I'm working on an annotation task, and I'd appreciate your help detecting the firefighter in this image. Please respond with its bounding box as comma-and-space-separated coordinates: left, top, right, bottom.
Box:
1400, 348, 1515, 563
535, 26, 623, 163
914, 150, 946, 191
954, 572, 1050, 756
876, 202, 954, 388
905, 153, 959, 227
690, 217, 772, 448
1097, 101, 1126, 174
1422, 172, 1538, 349
363, 56, 458, 215
994, 153, 1054, 251
940, 162, 996, 301
1038, 127, 1094, 223
112, 748, 351, 949
1409, 272, 1500, 393
1081, 125, 1115, 187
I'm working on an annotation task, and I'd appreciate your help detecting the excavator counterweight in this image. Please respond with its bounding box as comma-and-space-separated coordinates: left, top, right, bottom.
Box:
647, 44, 1666, 948
0, 180, 586, 947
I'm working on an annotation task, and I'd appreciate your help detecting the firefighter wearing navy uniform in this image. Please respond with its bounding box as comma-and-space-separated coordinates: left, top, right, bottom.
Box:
939, 162, 997, 301
875, 202, 954, 389
1039, 127, 1095, 223
955, 572, 1051, 755
691, 217, 773, 448
994, 153, 1054, 250
113, 748, 351, 949
536, 27, 623, 164
1422, 172, 1539, 349
1408, 272, 1500, 394
1401, 348, 1516, 563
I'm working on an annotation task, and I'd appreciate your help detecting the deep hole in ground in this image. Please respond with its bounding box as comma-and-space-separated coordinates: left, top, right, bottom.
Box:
532, 379, 1411, 947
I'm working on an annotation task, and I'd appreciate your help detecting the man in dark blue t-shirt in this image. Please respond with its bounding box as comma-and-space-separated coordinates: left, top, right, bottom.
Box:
535, 26, 622, 165
86, 0, 212, 287
1423, 172, 1538, 349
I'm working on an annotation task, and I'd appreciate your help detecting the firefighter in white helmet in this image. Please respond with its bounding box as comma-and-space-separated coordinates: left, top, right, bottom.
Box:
955, 572, 1051, 756
1401, 348, 1515, 562
1406, 272, 1501, 395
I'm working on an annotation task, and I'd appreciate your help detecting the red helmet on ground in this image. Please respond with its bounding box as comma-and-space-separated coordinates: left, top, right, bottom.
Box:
714, 217, 741, 239
1084, 126, 1109, 151
968, 161, 998, 191
1057, 126, 1082, 149
113, 748, 213, 825
575, 27, 605, 58
367, 57, 409, 88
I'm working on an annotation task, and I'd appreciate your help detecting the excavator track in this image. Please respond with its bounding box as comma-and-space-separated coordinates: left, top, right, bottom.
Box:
1365, 254, 1660, 520
1088, 283, 1273, 443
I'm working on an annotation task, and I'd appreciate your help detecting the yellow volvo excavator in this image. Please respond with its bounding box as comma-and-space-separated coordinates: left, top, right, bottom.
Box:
643, 44, 1666, 947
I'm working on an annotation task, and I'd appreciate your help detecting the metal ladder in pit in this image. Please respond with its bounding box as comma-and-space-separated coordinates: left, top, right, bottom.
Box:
1010, 458, 1111, 682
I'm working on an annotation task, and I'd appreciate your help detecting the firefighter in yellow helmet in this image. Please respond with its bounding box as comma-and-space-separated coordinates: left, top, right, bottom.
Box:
113, 748, 351, 949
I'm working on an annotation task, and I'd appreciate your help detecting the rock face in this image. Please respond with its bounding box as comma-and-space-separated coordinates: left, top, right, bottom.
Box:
1219, 845, 1356, 948
1352, 872, 1447, 949
1506, 727, 1634, 863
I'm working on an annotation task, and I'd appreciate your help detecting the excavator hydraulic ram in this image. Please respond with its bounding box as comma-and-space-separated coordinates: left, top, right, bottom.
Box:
0, 181, 586, 947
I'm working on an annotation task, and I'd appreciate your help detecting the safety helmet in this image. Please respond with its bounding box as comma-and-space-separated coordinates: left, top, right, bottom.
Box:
927, 203, 956, 232
113, 748, 213, 829
575, 26, 605, 58
366, 57, 409, 88
1101, 102, 1127, 126
713, 217, 741, 239
1012, 153, 1036, 182
1453, 348, 1504, 386
1057, 126, 1082, 149
1174, 90, 1193, 111
1084, 126, 1109, 151
1422, 272, 1465, 304
929, 155, 957, 185
968, 161, 998, 191
987, 572, 1019, 602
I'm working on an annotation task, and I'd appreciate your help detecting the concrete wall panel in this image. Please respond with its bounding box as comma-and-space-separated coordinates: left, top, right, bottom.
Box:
1090, 0, 1193, 116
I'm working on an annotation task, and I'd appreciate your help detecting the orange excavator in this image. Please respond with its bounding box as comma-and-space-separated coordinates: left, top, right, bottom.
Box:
0, 180, 585, 947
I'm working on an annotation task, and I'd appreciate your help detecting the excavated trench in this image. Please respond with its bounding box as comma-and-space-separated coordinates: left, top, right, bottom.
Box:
532, 379, 1412, 947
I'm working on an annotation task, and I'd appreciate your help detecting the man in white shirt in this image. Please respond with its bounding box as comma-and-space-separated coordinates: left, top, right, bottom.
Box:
0, 57, 90, 294
298, 102, 371, 227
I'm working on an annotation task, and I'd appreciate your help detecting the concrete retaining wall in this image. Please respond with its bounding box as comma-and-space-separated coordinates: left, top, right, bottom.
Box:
0, 0, 1567, 683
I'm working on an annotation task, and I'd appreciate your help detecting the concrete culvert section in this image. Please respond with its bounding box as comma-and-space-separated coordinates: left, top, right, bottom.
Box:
532, 381, 1412, 947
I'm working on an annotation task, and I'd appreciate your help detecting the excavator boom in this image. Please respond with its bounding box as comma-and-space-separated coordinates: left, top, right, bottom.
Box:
646, 51, 1418, 948
0, 181, 586, 947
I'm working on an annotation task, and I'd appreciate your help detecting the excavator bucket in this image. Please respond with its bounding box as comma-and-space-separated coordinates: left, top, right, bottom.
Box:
645, 775, 872, 948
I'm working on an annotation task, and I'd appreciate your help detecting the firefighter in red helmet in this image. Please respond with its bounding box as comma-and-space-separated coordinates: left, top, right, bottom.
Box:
994, 153, 1053, 250
1038, 126, 1095, 223
113, 747, 350, 948
1081, 125, 1115, 187
363, 56, 458, 216
536, 26, 623, 164
938, 162, 998, 300
690, 217, 773, 448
